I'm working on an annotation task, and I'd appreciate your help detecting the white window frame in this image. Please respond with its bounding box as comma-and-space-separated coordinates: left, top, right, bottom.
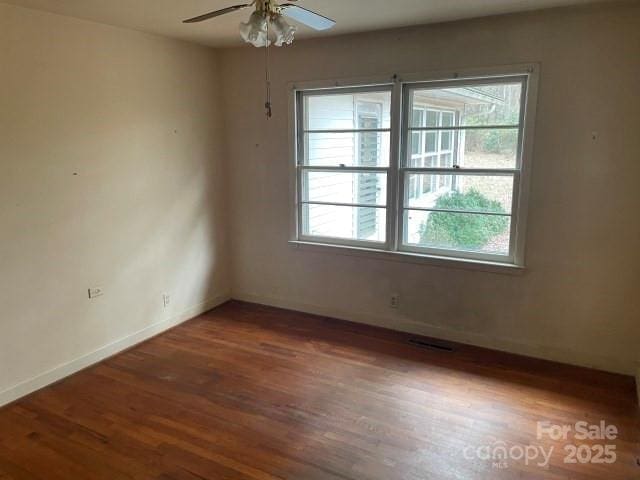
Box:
288, 64, 539, 271
295, 85, 393, 250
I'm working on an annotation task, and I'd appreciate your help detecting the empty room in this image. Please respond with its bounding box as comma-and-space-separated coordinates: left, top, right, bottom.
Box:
1, 0, 639, 478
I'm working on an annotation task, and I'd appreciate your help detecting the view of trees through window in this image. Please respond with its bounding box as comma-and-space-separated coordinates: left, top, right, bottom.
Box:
405, 82, 521, 255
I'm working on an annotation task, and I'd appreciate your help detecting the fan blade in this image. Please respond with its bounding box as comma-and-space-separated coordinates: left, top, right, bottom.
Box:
281, 4, 336, 31
183, 4, 250, 23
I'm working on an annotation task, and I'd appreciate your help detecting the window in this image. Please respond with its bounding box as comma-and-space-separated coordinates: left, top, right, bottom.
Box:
409, 107, 457, 195
293, 67, 536, 267
298, 89, 390, 244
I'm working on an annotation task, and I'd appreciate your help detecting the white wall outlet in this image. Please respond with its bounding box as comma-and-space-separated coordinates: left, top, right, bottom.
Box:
162, 293, 171, 308
390, 294, 400, 309
88, 287, 103, 299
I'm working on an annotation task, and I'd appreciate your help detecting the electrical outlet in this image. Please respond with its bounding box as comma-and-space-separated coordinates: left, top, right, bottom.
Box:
390, 294, 400, 309
162, 293, 171, 308
88, 287, 103, 299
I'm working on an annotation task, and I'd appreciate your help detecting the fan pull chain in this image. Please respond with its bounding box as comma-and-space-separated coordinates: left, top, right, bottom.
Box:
264, 14, 272, 119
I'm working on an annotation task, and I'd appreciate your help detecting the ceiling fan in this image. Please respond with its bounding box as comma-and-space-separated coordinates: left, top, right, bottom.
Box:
184, 1, 335, 118
183, 1, 335, 118
183, 0, 336, 48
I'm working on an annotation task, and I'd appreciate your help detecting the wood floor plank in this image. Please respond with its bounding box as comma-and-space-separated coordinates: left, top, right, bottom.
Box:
0, 301, 638, 479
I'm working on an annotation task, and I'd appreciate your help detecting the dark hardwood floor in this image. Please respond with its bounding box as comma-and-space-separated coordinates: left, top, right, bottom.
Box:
0, 301, 638, 479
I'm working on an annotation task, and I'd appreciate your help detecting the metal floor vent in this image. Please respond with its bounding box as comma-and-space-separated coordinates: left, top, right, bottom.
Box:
408, 338, 455, 352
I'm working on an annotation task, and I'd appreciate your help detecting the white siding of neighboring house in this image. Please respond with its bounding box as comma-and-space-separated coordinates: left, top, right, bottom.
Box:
305, 93, 390, 241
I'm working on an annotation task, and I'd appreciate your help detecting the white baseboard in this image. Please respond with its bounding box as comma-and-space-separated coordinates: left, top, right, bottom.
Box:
233, 292, 635, 376
0, 293, 230, 408
3, 292, 633, 409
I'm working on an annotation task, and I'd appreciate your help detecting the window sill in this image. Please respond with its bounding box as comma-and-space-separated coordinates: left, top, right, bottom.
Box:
288, 240, 526, 275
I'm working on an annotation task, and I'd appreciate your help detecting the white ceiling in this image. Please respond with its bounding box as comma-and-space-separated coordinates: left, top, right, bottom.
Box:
2, 0, 605, 47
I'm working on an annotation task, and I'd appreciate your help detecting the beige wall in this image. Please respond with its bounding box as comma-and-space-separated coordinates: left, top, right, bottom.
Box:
0, 4, 230, 403
220, 3, 640, 375
1, 2, 637, 407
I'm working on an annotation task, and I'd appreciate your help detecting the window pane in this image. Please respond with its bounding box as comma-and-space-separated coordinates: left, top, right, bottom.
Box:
439, 153, 453, 168
440, 131, 453, 151
405, 128, 517, 168
405, 173, 514, 213
409, 82, 522, 127
422, 175, 432, 194
442, 112, 455, 127
408, 156, 422, 168
303, 171, 386, 206
412, 109, 424, 127
426, 110, 438, 127
459, 128, 518, 169
304, 131, 390, 167
408, 176, 417, 199
404, 210, 510, 255
425, 155, 437, 167
411, 132, 421, 155
303, 204, 386, 242
304, 91, 391, 130
425, 132, 437, 153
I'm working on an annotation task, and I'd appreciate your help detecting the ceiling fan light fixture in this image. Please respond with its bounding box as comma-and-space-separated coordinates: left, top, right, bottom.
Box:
239, 10, 270, 47
271, 15, 296, 46
183, 1, 336, 118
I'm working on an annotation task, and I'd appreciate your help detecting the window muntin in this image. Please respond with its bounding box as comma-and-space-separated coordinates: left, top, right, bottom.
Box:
295, 73, 530, 265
